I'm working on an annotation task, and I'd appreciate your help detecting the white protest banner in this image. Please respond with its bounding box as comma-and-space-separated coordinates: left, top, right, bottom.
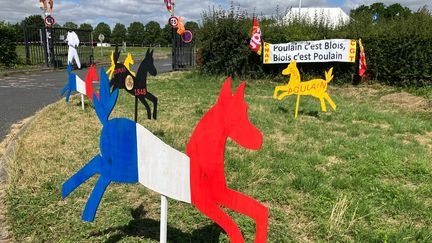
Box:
263, 39, 357, 64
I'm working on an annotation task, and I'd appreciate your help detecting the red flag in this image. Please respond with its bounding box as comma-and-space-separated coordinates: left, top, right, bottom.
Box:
164, 0, 173, 15
358, 38, 367, 77
249, 17, 262, 55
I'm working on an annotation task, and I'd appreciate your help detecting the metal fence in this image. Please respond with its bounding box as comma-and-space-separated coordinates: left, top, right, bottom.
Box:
172, 30, 195, 70
23, 26, 94, 68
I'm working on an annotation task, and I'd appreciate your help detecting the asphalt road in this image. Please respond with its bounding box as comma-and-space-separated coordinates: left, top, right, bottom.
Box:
0, 58, 172, 141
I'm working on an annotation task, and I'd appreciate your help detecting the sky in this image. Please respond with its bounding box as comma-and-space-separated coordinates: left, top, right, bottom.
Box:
0, 0, 430, 27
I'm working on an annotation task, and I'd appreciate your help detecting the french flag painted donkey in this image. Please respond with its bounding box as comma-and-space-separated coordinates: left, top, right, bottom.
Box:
62, 69, 268, 242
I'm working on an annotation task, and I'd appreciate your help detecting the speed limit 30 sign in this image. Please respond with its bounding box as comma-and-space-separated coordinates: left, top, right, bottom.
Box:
169, 16, 179, 28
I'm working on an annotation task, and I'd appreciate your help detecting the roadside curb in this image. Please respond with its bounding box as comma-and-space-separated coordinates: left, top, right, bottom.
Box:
0, 115, 36, 242
0, 115, 35, 182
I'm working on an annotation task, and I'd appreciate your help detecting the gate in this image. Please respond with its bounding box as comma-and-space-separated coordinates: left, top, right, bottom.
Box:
172, 30, 195, 70
23, 26, 93, 68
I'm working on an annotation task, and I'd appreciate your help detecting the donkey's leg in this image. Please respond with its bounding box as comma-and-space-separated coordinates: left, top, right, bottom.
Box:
324, 93, 337, 110
217, 188, 268, 243
193, 196, 244, 243
273, 86, 288, 99
144, 92, 158, 120
137, 96, 152, 120
62, 155, 102, 199
277, 91, 291, 100
82, 175, 111, 222
319, 97, 327, 112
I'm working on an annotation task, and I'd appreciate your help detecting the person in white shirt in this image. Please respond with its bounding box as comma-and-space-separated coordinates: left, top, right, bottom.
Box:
66, 31, 81, 69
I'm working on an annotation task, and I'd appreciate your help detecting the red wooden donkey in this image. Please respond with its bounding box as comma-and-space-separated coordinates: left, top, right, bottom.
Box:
187, 77, 269, 243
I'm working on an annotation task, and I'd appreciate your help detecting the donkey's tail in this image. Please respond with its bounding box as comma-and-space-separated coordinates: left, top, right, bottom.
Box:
93, 68, 118, 125
325, 67, 334, 83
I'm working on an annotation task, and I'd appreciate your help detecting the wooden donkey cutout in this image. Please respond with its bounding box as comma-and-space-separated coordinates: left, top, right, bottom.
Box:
108, 46, 158, 120
124, 52, 136, 77
273, 60, 336, 118
62, 73, 268, 243
61, 63, 99, 103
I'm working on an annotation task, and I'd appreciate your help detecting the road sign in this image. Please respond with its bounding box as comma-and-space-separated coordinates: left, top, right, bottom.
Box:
44, 15, 55, 27
98, 34, 105, 43
169, 16, 179, 28
181, 30, 193, 43
372, 13, 380, 24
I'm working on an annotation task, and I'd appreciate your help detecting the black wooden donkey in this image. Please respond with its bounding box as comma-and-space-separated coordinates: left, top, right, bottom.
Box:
110, 47, 158, 120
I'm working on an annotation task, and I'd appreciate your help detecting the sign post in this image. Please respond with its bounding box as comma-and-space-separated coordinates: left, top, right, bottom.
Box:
160, 195, 168, 243
98, 34, 105, 57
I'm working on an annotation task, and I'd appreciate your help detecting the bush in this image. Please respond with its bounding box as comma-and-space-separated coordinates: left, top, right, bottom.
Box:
0, 22, 18, 66
197, 6, 432, 87
197, 7, 259, 77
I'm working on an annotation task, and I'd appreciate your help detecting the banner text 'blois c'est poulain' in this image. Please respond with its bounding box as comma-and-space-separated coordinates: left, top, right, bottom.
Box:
263, 39, 357, 64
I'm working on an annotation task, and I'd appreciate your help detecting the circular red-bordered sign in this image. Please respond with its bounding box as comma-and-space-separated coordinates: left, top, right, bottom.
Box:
168, 16, 179, 28
181, 30, 193, 43
44, 15, 55, 27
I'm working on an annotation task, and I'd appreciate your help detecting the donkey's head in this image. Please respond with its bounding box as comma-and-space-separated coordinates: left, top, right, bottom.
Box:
93, 68, 119, 124
125, 53, 134, 66
217, 77, 263, 150
142, 49, 157, 76
113, 45, 121, 64
282, 60, 297, 76
87, 64, 99, 82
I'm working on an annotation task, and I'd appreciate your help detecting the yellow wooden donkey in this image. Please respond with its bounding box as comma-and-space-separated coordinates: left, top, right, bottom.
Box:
273, 60, 337, 118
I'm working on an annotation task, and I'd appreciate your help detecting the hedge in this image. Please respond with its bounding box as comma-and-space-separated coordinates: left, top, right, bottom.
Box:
0, 22, 18, 66
196, 7, 432, 87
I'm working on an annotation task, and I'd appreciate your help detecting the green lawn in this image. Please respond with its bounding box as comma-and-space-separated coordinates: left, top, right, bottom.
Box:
4, 71, 432, 242
93, 46, 171, 63
1, 46, 170, 76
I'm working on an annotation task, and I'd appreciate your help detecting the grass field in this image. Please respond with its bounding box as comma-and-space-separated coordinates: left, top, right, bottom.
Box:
13, 45, 171, 65
4, 71, 432, 242
93, 46, 171, 64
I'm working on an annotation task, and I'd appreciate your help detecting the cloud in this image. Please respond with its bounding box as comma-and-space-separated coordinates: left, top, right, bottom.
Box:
0, 0, 430, 27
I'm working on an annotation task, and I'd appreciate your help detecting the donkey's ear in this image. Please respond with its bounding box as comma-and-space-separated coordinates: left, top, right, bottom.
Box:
217, 77, 232, 104
233, 81, 246, 101
150, 49, 154, 56
145, 48, 150, 57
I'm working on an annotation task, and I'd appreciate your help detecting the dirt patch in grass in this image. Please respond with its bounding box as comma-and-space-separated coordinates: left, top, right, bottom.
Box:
415, 132, 432, 155
334, 85, 380, 99
380, 92, 429, 111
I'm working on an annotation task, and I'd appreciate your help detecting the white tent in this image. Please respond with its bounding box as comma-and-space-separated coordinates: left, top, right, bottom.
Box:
284, 7, 351, 28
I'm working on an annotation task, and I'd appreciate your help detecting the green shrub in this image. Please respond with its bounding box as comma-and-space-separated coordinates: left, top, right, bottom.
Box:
197, 6, 432, 87
0, 22, 18, 66
197, 7, 259, 77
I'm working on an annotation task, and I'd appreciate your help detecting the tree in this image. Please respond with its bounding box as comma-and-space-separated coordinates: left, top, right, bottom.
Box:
350, 5, 371, 19
144, 21, 161, 45
79, 23, 93, 31
370, 2, 386, 15
94, 22, 111, 42
21, 15, 44, 27
185, 21, 199, 35
127, 22, 145, 45
63, 22, 78, 29
13, 23, 23, 42
384, 3, 411, 18
111, 23, 127, 44
0, 22, 18, 66
161, 24, 172, 45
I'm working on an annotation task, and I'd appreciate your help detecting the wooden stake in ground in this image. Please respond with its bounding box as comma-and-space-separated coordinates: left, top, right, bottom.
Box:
81, 94, 85, 111
160, 195, 168, 243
